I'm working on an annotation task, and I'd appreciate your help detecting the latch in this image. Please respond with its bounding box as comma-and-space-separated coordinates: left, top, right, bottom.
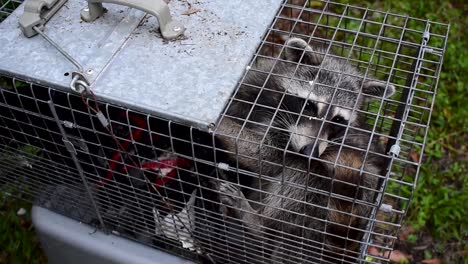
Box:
18, 0, 68, 38
18, 0, 91, 95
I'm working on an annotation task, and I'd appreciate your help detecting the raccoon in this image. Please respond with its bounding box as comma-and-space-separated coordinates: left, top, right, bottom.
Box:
218, 131, 388, 264
215, 37, 395, 181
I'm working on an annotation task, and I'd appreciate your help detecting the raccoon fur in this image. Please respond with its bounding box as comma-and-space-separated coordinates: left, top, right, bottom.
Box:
218, 131, 389, 264
215, 37, 395, 185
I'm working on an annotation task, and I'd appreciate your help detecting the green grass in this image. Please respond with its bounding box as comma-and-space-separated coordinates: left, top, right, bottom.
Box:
0, 194, 46, 264
0, 145, 45, 263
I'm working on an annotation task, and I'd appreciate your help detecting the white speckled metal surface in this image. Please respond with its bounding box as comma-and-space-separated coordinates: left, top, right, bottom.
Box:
0, 0, 282, 130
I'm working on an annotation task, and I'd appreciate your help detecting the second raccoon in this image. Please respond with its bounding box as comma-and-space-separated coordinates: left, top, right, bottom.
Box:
215, 37, 395, 180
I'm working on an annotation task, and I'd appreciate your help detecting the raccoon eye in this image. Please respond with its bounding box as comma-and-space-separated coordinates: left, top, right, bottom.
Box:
332, 115, 346, 124
305, 101, 318, 113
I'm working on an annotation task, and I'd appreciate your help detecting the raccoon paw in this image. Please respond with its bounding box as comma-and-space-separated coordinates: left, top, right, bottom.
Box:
218, 182, 249, 218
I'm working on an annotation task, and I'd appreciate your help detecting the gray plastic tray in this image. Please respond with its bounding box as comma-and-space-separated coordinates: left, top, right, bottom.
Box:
32, 206, 194, 264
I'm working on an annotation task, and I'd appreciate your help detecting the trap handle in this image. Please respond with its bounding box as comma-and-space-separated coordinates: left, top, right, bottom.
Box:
19, 0, 68, 38
80, 0, 185, 40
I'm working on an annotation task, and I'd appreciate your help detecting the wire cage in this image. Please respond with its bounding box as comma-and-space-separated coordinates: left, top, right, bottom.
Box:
0, 0, 449, 264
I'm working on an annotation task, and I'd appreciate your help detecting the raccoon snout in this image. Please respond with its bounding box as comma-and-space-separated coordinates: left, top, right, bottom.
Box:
299, 144, 319, 158
289, 123, 329, 156
299, 140, 329, 157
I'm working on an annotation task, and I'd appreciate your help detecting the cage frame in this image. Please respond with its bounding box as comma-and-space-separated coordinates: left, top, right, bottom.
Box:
0, 0, 449, 263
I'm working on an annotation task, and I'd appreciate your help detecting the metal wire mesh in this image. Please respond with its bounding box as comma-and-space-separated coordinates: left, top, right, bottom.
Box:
0, 0, 448, 263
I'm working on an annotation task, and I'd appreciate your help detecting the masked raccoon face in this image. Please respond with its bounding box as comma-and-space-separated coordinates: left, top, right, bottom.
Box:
274, 37, 396, 157
275, 93, 352, 158
225, 37, 396, 159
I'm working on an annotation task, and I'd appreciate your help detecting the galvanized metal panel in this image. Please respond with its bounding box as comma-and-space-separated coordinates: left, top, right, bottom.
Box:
0, 1, 145, 87
0, 0, 282, 129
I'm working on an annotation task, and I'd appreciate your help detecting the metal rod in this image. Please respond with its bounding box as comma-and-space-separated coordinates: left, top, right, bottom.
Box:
33, 26, 83, 71
47, 99, 107, 231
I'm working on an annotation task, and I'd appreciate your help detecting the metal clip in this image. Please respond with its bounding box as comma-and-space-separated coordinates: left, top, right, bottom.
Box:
19, 0, 68, 38
96, 111, 109, 127
217, 162, 230, 171
423, 25, 431, 42
63, 120, 75, 128
388, 144, 401, 157
379, 203, 393, 213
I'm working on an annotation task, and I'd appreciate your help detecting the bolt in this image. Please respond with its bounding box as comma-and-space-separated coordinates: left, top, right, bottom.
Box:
208, 123, 215, 134
173, 26, 182, 32
87, 69, 94, 74
83, 7, 89, 12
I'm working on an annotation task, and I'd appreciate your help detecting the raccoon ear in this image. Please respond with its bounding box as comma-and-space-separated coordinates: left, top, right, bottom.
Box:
283, 37, 324, 66
361, 80, 396, 103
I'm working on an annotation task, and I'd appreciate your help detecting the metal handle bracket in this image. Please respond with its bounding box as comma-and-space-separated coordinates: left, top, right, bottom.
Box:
80, 0, 185, 40
19, 0, 68, 38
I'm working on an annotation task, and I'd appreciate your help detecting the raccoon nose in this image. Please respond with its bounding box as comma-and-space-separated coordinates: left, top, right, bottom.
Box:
299, 144, 320, 158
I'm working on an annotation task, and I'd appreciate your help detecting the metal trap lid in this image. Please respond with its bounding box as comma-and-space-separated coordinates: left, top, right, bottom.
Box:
0, 0, 282, 130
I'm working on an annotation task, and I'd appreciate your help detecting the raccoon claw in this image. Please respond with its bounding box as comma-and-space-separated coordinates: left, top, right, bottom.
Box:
219, 182, 248, 217
220, 182, 242, 196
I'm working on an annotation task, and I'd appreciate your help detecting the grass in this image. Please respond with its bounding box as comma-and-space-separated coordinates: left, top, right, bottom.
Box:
0, 145, 45, 264
0, 194, 46, 264
0, 0, 467, 263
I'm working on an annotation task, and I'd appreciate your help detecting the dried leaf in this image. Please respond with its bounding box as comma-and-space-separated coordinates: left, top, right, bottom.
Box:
422, 259, 443, 264
182, 8, 200, 15
398, 225, 416, 240
409, 150, 419, 162
389, 250, 410, 263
